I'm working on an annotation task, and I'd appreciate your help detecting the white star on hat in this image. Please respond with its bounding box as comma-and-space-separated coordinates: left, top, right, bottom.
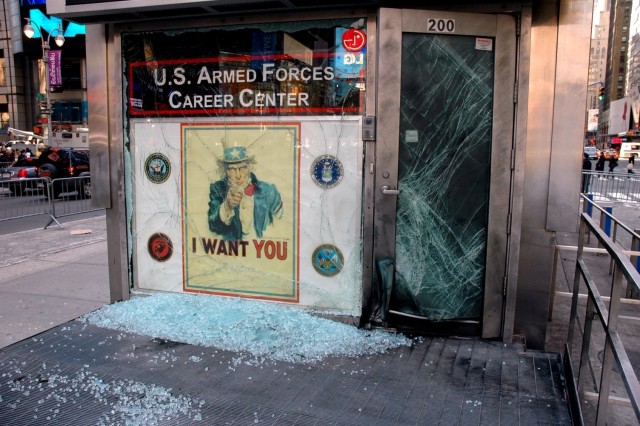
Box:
229, 148, 242, 159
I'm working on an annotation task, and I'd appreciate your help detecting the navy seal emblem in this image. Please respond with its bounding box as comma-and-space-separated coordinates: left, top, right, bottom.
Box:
148, 233, 173, 262
144, 153, 171, 184
312, 244, 344, 277
310, 155, 343, 189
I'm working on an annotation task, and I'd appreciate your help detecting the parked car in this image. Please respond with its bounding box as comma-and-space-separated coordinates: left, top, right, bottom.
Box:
584, 146, 598, 159
37, 147, 91, 198
0, 157, 41, 196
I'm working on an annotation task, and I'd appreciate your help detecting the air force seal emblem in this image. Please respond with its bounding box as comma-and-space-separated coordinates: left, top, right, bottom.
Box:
311, 155, 343, 189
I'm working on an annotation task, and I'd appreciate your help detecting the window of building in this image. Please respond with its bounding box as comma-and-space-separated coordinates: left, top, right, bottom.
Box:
61, 59, 82, 90
0, 104, 8, 131
51, 100, 82, 123
0, 50, 6, 86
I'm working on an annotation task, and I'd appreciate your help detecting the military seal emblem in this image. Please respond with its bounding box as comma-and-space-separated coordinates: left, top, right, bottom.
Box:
310, 155, 343, 189
144, 153, 171, 184
148, 232, 173, 262
311, 244, 344, 277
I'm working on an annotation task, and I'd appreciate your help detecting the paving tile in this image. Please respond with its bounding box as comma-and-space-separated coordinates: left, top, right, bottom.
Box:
517, 355, 537, 397
499, 395, 520, 425
478, 392, 501, 426
533, 354, 556, 400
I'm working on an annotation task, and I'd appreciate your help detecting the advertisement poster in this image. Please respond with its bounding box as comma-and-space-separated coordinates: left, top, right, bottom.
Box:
608, 97, 631, 135
182, 123, 299, 301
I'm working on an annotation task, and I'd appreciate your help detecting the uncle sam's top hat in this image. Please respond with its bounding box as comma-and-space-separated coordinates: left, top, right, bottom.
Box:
218, 135, 255, 165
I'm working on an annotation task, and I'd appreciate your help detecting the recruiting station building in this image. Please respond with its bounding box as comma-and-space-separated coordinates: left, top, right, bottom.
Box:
49, 0, 592, 350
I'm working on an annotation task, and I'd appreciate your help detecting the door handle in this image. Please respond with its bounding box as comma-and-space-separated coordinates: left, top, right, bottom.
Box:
381, 185, 399, 195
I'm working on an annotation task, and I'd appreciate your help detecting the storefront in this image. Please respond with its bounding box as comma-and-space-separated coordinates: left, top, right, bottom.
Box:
49, 1, 594, 349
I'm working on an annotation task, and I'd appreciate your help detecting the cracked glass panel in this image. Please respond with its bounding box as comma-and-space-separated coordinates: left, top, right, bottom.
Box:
391, 33, 494, 320
121, 19, 366, 314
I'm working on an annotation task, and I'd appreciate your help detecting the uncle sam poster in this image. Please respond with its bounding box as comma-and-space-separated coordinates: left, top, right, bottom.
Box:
182, 122, 299, 302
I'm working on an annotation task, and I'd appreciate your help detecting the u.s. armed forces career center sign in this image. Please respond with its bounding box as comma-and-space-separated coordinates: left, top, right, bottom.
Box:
128, 53, 363, 116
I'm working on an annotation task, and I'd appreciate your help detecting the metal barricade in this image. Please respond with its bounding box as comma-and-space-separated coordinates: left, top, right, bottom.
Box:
564, 195, 640, 425
0, 176, 101, 228
582, 170, 640, 203
44, 176, 100, 228
0, 177, 51, 222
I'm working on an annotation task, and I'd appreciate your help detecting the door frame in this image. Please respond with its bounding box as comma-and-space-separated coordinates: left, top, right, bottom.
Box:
372, 8, 516, 338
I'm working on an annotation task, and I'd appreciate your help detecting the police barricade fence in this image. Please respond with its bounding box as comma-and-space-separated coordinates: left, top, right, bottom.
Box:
0, 177, 50, 221
0, 176, 100, 228
582, 170, 640, 202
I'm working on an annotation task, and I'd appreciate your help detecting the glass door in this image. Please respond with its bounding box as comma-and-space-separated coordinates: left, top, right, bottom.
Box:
373, 9, 516, 337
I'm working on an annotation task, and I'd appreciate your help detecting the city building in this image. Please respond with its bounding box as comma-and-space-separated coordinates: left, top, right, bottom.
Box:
588, 1, 610, 111
627, 0, 640, 129
0, 0, 86, 144
599, 0, 633, 140
586, 1, 610, 143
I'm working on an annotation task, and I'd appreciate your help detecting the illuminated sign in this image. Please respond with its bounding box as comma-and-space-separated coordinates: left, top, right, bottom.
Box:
27, 9, 86, 38
128, 53, 362, 116
341, 29, 366, 52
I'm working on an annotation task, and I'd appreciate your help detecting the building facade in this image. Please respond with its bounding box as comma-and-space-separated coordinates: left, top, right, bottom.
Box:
0, 0, 86, 143
49, 0, 593, 350
599, 0, 633, 140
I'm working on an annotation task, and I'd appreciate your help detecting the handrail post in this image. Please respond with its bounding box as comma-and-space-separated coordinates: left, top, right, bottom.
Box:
585, 193, 594, 217
549, 246, 560, 321
584, 194, 594, 243
629, 229, 640, 299
598, 202, 613, 253
568, 214, 588, 347
596, 262, 625, 425
602, 203, 613, 236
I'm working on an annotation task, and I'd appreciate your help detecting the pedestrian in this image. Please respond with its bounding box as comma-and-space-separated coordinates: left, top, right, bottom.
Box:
595, 154, 605, 179
582, 152, 592, 193
608, 156, 618, 173
628, 153, 635, 174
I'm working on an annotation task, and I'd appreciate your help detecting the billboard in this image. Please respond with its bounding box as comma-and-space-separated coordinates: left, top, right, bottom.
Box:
608, 97, 631, 135
587, 108, 599, 132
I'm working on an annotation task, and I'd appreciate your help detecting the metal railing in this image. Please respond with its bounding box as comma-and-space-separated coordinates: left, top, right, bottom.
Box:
563, 195, 640, 425
582, 170, 640, 202
0, 176, 100, 228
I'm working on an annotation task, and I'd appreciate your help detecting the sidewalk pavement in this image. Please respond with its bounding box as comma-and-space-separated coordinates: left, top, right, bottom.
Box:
0, 201, 638, 424
0, 214, 577, 425
0, 215, 109, 349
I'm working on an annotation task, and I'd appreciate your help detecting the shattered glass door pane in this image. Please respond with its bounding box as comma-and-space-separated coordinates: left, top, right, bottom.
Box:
392, 33, 494, 320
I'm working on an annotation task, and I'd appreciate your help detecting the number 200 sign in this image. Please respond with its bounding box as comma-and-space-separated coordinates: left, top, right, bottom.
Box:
427, 18, 455, 33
